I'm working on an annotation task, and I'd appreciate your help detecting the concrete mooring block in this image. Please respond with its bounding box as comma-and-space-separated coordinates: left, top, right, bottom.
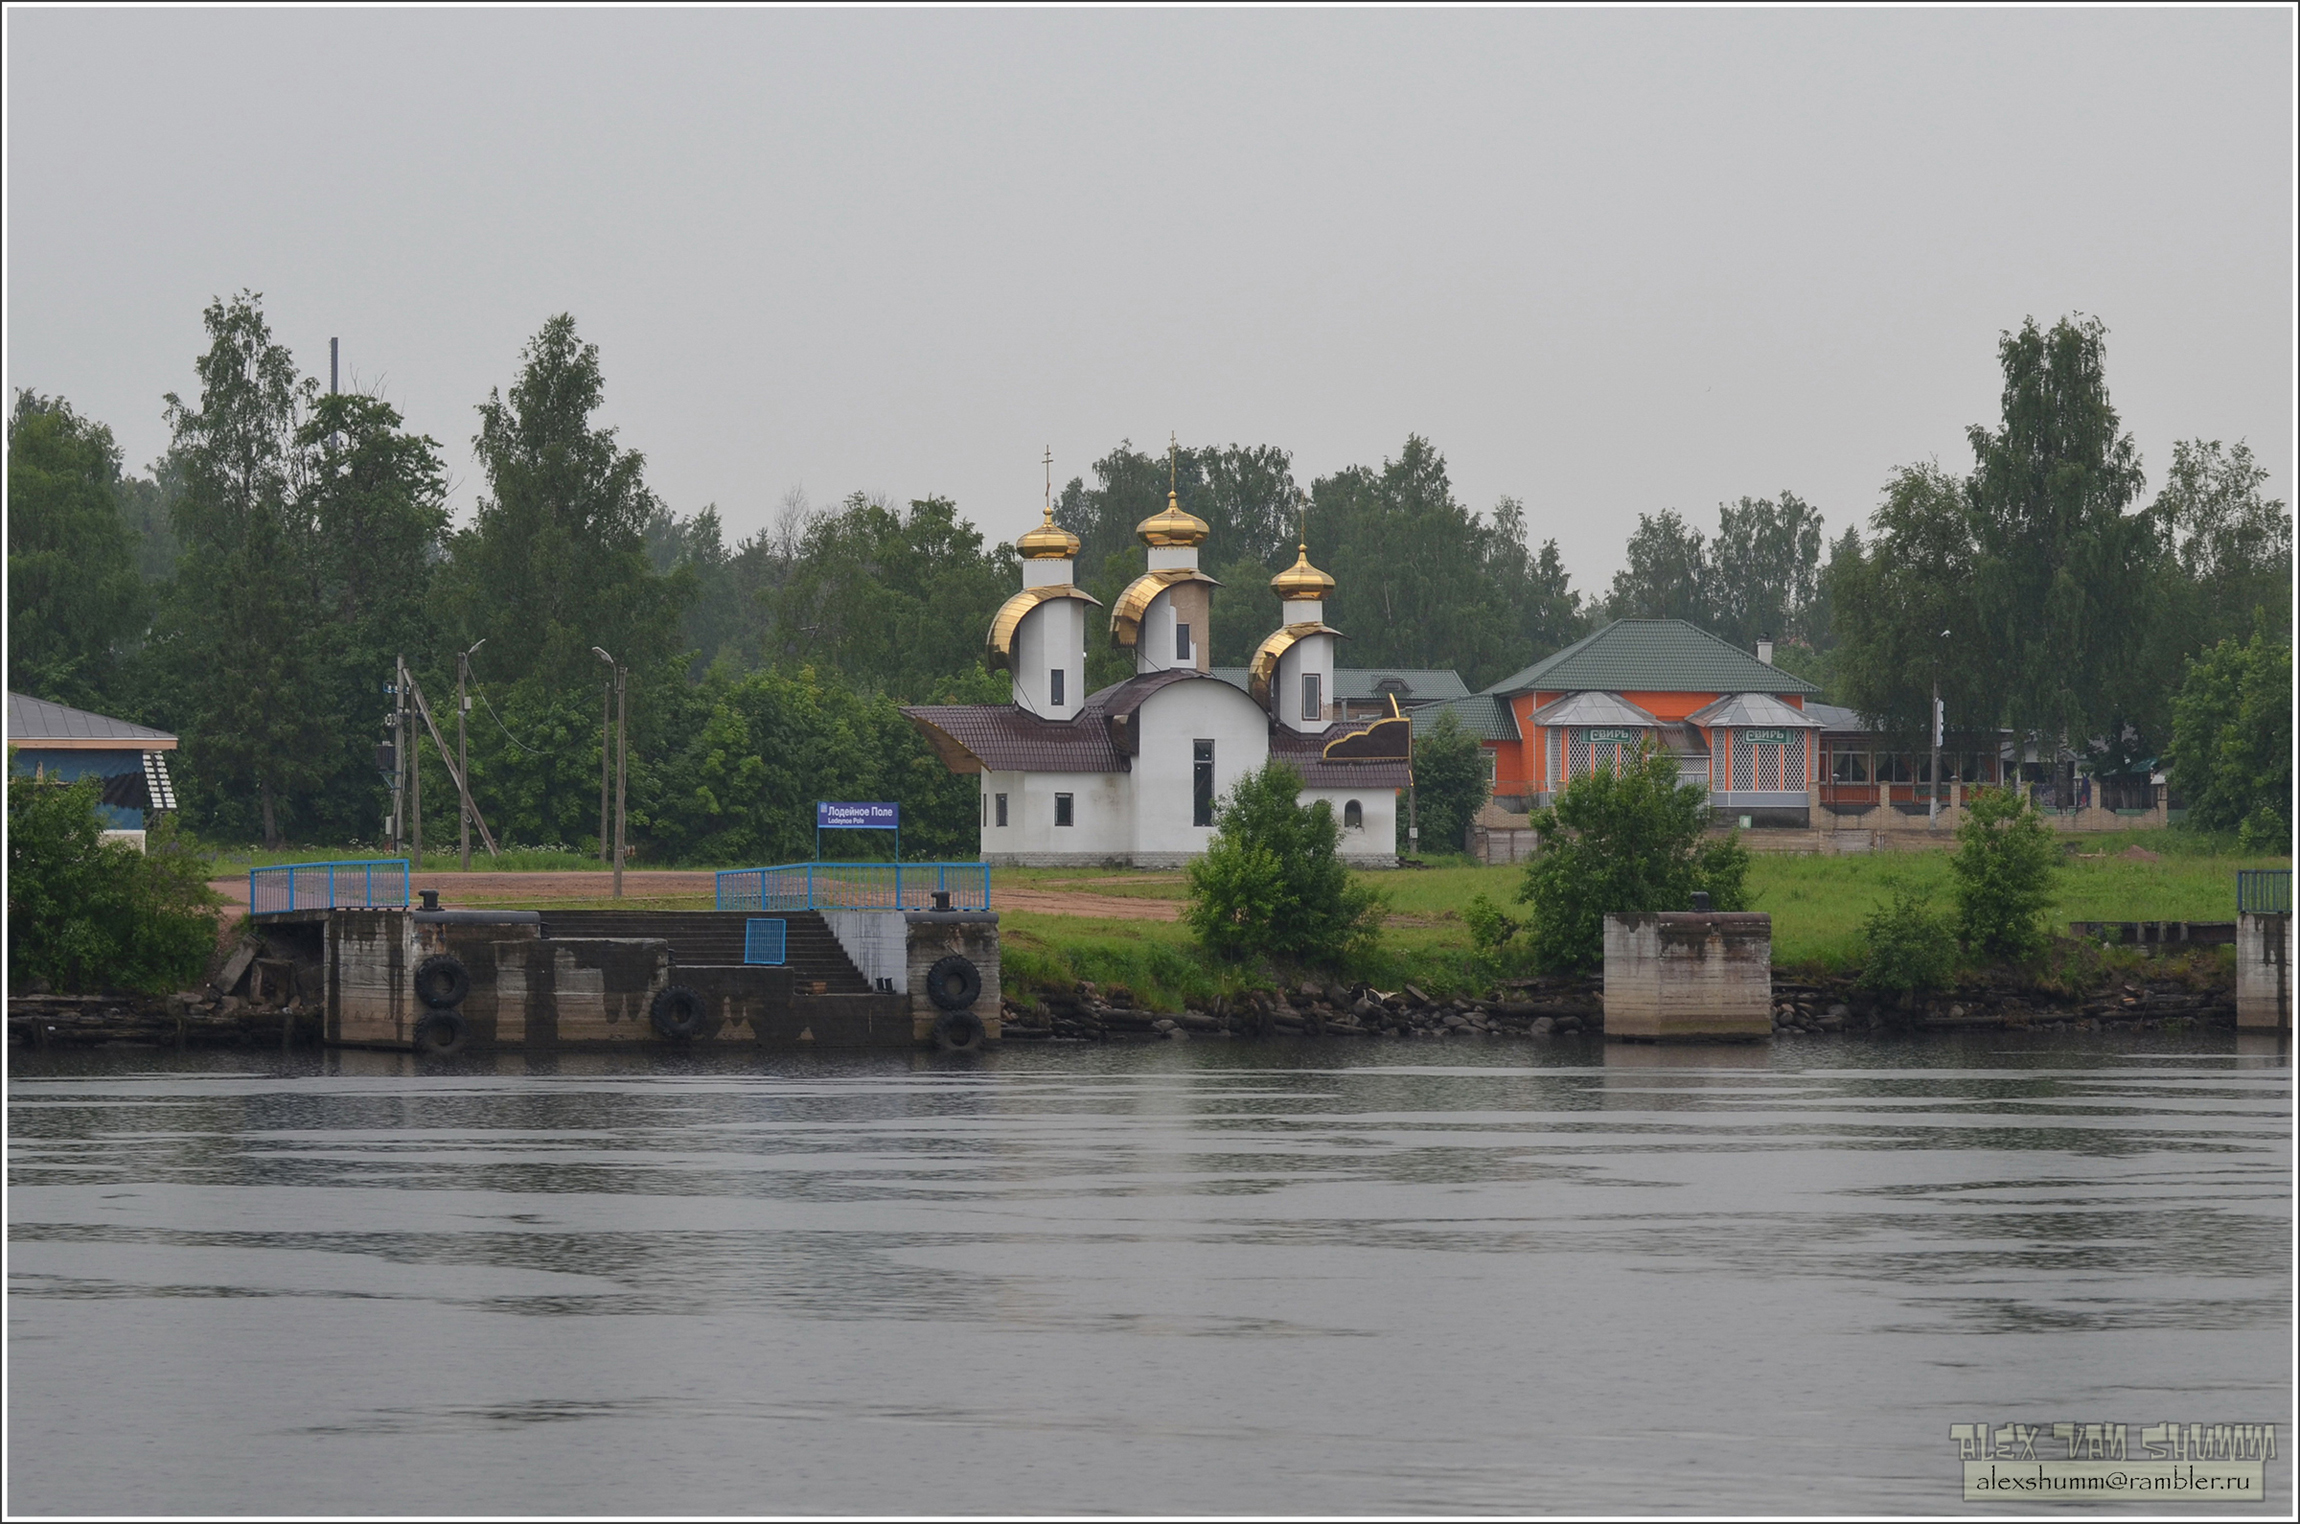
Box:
2236, 912, 2291, 1031
1604, 911, 1773, 1042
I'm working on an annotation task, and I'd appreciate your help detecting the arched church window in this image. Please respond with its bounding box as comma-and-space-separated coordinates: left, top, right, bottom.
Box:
1343, 799, 1363, 829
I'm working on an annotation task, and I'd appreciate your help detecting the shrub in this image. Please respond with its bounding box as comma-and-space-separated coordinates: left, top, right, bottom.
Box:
1184, 759, 1384, 967
1950, 785, 2058, 961
1516, 743, 1749, 971
8, 761, 222, 993
1462, 892, 1522, 953
1857, 886, 1957, 995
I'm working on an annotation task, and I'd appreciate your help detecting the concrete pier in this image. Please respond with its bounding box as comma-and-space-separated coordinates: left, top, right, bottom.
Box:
1603, 911, 1773, 1042
2235, 911, 2291, 1031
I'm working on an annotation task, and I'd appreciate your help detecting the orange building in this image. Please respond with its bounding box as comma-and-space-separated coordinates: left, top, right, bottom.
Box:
1441, 619, 1825, 824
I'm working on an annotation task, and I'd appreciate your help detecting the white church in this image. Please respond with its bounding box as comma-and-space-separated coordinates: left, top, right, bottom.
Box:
903, 480, 1410, 867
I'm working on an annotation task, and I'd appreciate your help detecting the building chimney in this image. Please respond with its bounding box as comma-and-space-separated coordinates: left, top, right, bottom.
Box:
1756, 635, 1775, 667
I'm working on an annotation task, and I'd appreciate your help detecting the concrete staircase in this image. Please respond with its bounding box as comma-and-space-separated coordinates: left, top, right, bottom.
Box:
538, 910, 872, 993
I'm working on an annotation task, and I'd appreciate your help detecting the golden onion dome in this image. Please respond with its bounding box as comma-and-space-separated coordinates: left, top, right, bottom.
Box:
1135, 490, 1211, 548
1270, 543, 1336, 602
1016, 506, 1080, 560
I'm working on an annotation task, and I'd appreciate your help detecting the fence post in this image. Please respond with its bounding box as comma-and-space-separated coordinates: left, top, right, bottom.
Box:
328, 863, 336, 911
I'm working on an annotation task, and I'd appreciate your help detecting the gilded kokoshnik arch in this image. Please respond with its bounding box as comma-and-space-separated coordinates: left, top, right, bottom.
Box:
901, 447, 1407, 868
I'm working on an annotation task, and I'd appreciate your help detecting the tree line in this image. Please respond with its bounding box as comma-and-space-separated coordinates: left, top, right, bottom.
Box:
8, 295, 2288, 859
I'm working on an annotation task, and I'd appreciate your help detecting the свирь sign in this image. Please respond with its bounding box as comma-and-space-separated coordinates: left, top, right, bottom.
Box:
817, 801, 899, 829
1587, 728, 1639, 744
1742, 729, 1789, 745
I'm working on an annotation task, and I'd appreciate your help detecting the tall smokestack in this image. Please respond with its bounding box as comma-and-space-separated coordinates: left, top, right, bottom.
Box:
330, 337, 339, 395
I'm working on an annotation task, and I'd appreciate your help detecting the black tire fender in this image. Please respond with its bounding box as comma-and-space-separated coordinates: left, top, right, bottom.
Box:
650, 984, 709, 1040
412, 1009, 467, 1057
925, 954, 982, 1012
413, 953, 471, 1010
933, 1008, 986, 1054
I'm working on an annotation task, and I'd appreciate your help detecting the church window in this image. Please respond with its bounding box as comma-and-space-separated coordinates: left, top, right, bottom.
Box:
1343, 799, 1363, 829
1176, 622, 1192, 661
1302, 672, 1321, 722
1050, 668, 1065, 706
995, 793, 1008, 827
1193, 739, 1214, 827
1055, 793, 1074, 827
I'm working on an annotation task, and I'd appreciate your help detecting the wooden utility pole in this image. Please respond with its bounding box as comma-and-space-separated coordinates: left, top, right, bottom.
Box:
457, 641, 484, 871
595, 647, 627, 898
403, 672, 499, 858
614, 664, 628, 900
391, 656, 408, 856
410, 666, 423, 869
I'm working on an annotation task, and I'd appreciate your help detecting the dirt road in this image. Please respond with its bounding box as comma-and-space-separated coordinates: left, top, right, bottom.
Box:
211, 869, 1181, 921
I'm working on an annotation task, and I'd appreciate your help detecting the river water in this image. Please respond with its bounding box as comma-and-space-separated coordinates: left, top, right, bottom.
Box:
7, 1033, 2291, 1516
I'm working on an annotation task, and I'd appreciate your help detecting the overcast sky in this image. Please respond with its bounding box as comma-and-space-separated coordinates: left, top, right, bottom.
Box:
6, 7, 2292, 588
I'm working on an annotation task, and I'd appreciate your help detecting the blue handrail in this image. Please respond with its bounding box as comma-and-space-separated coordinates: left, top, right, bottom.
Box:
2237, 869, 2292, 916
250, 858, 411, 916
714, 862, 991, 912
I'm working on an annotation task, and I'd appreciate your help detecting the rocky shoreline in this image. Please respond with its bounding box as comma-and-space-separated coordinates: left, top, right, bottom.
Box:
1001, 968, 2240, 1042
7, 969, 2239, 1051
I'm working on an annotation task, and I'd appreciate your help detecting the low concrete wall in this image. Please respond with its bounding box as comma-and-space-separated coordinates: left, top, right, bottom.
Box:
327, 908, 547, 1048
1603, 911, 1773, 1042
905, 910, 1002, 1041
493, 938, 672, 1044
2236, 912, 2291, 1031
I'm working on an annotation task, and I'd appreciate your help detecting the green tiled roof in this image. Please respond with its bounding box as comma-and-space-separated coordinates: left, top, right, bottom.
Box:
1408, 693, 1519, 742
1484, 619, 1819, 698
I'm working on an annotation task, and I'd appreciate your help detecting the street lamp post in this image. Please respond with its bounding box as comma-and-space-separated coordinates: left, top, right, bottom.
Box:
1930, 628, 1950, 828
594, 648, 626, 899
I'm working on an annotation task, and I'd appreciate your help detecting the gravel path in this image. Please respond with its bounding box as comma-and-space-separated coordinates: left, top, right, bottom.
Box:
209, 868, 1181, 921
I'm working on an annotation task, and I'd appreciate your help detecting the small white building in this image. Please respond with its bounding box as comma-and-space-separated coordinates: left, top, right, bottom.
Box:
904, 485, 1409, 868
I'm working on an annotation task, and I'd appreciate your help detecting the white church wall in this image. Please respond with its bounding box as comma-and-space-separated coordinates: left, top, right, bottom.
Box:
1011, 600, 1083, 719
1304, 785, 1400, 867
980, 768, 1131, 865
1136, 590, 1182, 675
1273, 632, 1336, 732
1128, 678, 1271, 867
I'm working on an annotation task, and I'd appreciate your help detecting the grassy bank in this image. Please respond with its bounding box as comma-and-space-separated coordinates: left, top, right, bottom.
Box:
324, 832, 2284, 1012
990, 832, 2285, 1006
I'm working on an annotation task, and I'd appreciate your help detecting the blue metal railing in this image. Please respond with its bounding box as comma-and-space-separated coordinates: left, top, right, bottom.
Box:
250, 858, 411, 916
2237, 869, 2292, 916
714, 862, 991, 913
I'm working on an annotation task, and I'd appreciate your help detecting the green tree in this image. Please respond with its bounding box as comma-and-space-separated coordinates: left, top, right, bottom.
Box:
297, 391, 451, 839
1409, 706, 1490, 857
1966, 315, 2156, 749
759, 492, 1017, 698
1605, 508, 1712, 627
2166, 616, 2292, 848
1184, 759, 1384, 966
1949, 786, 2059, 961
147, 292, 327, 846
7, 759, 221, 993
440, 314, 687, 696
1827, 463, 1985, 741
1310, 435, 1523, 688
1709, 491, 1825, 649
2154, 439, 2291, 643
6, 391, 148, 710
1515, 745, 1749, 971
1486, 497, 1588, 663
